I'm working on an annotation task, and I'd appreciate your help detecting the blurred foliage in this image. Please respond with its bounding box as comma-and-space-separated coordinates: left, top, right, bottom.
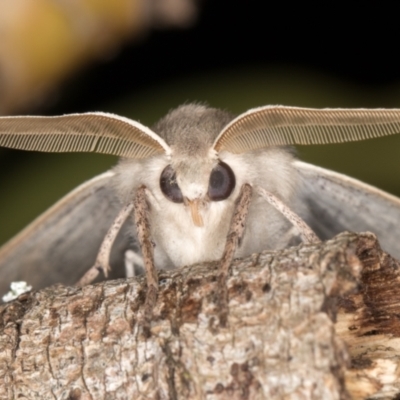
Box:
1, 65, 400, 246
0, 0, 198, 113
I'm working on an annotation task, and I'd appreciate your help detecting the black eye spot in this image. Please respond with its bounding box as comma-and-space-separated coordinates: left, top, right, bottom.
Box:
160, 165, 183, 203
208, 161, 235, 201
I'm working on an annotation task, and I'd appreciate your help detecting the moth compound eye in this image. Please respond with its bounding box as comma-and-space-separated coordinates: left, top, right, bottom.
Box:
208, 162, 236, 201
160, 165, 184, 203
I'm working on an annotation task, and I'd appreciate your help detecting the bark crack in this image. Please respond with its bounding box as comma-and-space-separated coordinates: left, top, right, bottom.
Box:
79, 314, 93, 400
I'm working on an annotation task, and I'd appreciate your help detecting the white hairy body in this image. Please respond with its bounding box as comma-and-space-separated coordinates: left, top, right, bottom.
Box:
113, 105, 298, 268
2, 102, 400, 293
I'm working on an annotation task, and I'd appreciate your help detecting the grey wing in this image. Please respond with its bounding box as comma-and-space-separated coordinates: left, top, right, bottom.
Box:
0, 171, 136, 295
295, 160, 400, 259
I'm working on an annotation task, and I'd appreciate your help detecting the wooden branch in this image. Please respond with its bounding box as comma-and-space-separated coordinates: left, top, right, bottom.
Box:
0, 232, 399, 399
337, 234, 400, 399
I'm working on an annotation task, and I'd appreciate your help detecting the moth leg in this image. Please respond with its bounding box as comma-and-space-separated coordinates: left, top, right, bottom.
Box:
217, 183, 253, 327
133, 185, 158, 336
256, 186, 320, 244
76, 201, 134, 287
124, 249, 144, 278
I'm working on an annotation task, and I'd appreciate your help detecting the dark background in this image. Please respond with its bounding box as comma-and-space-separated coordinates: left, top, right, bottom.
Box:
49, 2, 400, 113
1, 1, 400, 245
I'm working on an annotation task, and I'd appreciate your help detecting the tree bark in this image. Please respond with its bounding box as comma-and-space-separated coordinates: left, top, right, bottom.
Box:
0, 232, 399, 399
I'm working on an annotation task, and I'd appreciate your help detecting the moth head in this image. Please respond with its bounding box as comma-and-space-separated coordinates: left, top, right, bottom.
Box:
153, 104, 237, 226
158, 159, 236, 226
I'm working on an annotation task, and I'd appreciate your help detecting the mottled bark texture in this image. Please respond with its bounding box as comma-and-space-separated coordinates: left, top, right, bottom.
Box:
0, 232, 399, 399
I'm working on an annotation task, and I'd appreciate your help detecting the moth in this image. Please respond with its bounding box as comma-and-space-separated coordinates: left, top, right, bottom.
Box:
1, 104, 400, 299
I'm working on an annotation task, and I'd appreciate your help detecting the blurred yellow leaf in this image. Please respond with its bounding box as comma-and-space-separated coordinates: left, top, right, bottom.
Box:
0, 0, 198, 113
